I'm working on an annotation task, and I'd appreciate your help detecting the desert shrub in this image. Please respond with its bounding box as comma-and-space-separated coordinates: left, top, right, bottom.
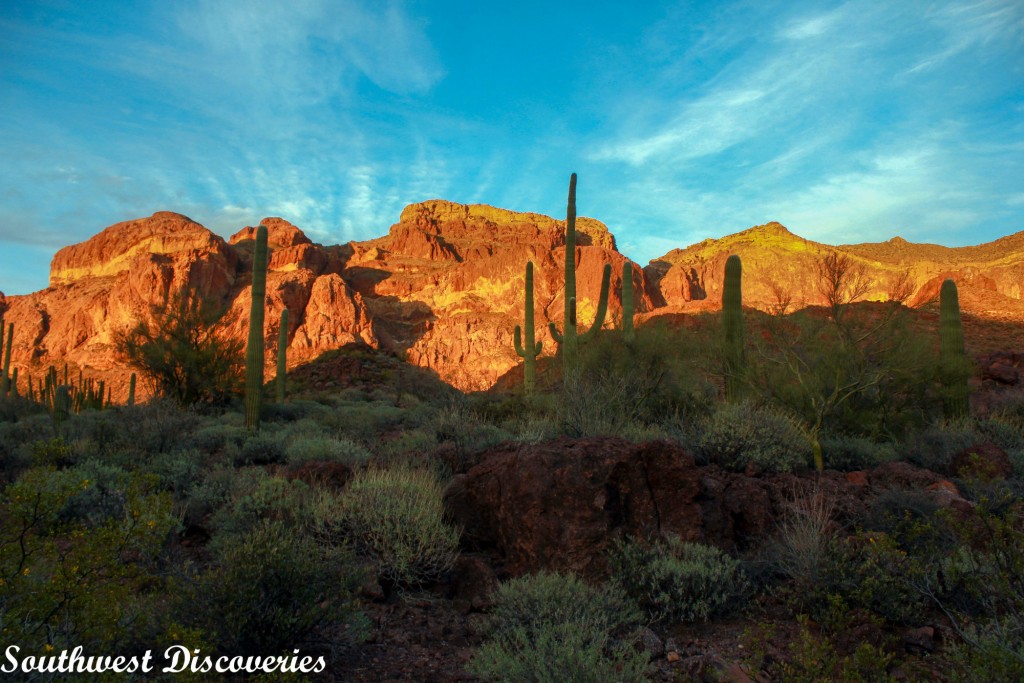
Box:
698, 400, 812, 473
823, 533, 929, 625
769, 487, 838, 594
30, 436, 76, 468
118, 399, 200, 455
60, 409, 122, 459
261, 398, 331, 423
208, 472, 313, 542
278, 416, 330, 441
376, 428, 438, 462
433, 401, 511, 466
187, 421, 249, 459
903, 418, 980, 472
0, 465, 177, 654
469, 571, 648, 683
285, 435, 372, 468
0, 414, 53, 481
313, 465, 459, 587
747, 613, 900, 683
114, 287, 244, 406
184, 519, 367, 657
148, 447, 205, 501
560, 326, 714, 438
819, 434, 898, 471
946, 618, 1024, 683
321, 400, 408, 444
919, 502, 1024, 680
863, 488, 955, 558
610, 536, 747, 624
234, 431, 287, 466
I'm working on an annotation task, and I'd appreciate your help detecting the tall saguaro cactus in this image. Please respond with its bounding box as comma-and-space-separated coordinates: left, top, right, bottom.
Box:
939, 279, 969, 419
276, 308, 289, 403
0, 321, 13, 397
548, 173, 611, 383
622, 261, 635, 343
722, 255, 745, 401
245, 225, 269, 432
127, 373, 137, 407
514, 262, 543, 395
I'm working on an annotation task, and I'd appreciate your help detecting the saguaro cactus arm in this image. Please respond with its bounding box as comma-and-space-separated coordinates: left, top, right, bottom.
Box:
513, 261, 543, 394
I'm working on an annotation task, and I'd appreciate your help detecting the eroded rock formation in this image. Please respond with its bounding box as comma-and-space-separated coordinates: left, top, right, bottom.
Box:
2, 204, 1022, 400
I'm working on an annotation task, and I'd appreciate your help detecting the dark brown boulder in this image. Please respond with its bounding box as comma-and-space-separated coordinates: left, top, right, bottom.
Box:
443, 437, 704, 580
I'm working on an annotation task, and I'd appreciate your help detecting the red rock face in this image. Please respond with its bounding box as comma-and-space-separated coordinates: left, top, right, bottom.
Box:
4, 213, 373, 401
650, 222, 1024, 319
3, 205, 1023, 400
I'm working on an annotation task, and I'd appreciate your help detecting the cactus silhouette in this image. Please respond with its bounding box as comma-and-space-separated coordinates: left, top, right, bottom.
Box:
621, 261, 635, 343
0, 320, 12, 397
276, 308, 289, 403
722, 255, 745, 401
53, 385, 70, 430
548, 173, 611, 384
127, 372, 137, 407
939, 279, 969, 419
245, 225, 269, 432
514, 261, 543, 395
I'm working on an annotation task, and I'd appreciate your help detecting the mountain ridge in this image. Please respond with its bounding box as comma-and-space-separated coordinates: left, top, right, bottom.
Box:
1, 205, 1021, 398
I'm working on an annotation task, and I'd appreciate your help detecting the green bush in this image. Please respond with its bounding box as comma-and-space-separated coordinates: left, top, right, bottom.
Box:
208, 471, 313, 541
187, 421, 249, 459
433, 401, 511, 459
819, 434, 898, 471
698, 400, 812, 473
314, 465, 459, 586
0, 465, 177, 654
0, 414, 52, 481
285, 435, 371, 468
903, 418, 980, 472
235, 431, 287, 465
610, 536, 747, 623
147, 447, 204, 501
469, 571, 648, 683
185, 520, 367, 657
562, 325, 714, 438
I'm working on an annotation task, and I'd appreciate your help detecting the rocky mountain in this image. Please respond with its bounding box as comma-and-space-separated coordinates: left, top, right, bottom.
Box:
647, 221, 1024, 320
1, 207, 1021, 400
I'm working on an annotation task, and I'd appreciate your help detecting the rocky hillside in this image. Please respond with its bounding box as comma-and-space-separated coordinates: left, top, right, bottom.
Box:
648, 221, 1024, 320
1, 207, 1022, 399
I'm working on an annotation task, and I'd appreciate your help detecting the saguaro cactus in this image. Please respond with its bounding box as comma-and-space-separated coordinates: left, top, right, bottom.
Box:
127, 372, 137, 407
0, 321, 12, 397
245, 225, 269, 432
53, 385, 70, 430
939, 279, 969, 419
722, 255, 745, 401
622, 261, 635, 343
514, 262, 543, 395
276, 308, 289, 403
548, 173, 611, 383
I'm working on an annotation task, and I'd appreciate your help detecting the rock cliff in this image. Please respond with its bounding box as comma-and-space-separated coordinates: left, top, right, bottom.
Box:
2, 207, 1022, 400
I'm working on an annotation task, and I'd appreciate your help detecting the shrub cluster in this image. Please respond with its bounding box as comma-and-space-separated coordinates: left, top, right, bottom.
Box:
698, 400, 812, 472
469, 571, 648, 683
610, 536, 747, 624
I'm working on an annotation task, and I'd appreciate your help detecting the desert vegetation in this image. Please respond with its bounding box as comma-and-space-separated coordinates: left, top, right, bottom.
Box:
0, 178, 1022, 682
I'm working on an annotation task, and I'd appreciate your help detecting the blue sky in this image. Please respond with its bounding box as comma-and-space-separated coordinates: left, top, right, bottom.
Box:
1, 0, 1022, 295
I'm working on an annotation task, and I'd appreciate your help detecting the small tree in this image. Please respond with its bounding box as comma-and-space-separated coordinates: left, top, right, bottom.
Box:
114, 288, 244, 406
751, 253, 927, 469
